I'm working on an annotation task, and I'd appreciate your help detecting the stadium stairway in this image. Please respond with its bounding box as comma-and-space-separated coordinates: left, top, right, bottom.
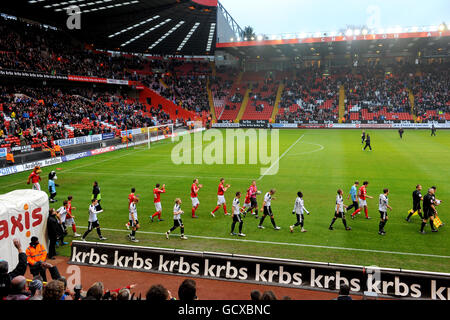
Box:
210, 61, 216, 77
270, 82, 285, 122
408, 89, 417, 122
138, 86, 197, 121
159, 78, 168, 89
234, 84, 252, 122
338, 85, 345, 123
206, 78, 217, 122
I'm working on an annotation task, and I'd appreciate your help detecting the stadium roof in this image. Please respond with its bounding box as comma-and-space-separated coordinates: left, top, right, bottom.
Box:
2, 0, 218, 55
216, 30, 450, 61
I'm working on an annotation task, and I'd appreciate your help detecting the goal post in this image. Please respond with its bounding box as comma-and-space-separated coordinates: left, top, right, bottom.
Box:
145, 123, 174, 149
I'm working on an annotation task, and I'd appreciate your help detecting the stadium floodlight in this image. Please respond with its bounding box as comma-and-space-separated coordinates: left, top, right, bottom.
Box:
237, 37, 241, 41
438, 24, 445, 31
244, 37, 248, 41
230, 37, 234, 41
362, 29, 368, 35
354, 29, 361, 36
345, 29, 353, 36
257, 35, 263, 41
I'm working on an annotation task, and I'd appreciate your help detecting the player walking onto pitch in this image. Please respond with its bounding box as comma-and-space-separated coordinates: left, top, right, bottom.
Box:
398, 128, 404, 139
151, 183, 166, 222
406, 184, 423, 222
166, 198, 188, 240
420, 188, 438, 234
258, 189, 281, 230
81, 199, 107, 241
191, 179, 203, 218
66, 195, 80, 237
211, 178, 230, 217
378, 189, 392, 235
230, 192, 245, 237
290, 191, 309, 233
244, 180, 261, 218
431, 124, 437, 136
363, 134, 372, 151
27, 166, 42, 190
346, 181, 360, 215
57, 200, 80, 237
351, 181, 373, 219
128, 198, 140, 242
126, 188, 138, 229
329, 189, 351, 231
361, 130, 366, 144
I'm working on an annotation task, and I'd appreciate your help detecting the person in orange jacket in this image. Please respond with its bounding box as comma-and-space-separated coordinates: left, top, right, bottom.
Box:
26, 237, 53, 282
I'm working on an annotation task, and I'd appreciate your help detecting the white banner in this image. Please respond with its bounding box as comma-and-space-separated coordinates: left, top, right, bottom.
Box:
0, 190, 49, 272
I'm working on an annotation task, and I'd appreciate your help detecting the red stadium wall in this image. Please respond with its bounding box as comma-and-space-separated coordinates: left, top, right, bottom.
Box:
139, 87, 197, 121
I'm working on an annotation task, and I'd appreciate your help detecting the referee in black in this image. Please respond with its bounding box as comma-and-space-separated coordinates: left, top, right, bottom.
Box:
363, 134, 372, 151
420, 188, 438, 234
398, 128, 404, 139
361, 130, 366, 144
431, 124, 437, 136
406, 184, 423, 222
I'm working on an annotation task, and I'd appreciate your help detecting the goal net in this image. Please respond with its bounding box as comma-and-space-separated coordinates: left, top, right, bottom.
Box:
122, 123, 174, 149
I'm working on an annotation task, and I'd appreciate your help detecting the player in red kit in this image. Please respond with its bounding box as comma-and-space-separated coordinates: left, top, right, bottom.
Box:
351, 181, 373, 219
66, 195, 80, 237
210, 178, 230, 217
190, 179, 203, 218
126, 188, 138, 229
241, 187, 253, 216
27, 166, 42, 190
151, 183, 166, 222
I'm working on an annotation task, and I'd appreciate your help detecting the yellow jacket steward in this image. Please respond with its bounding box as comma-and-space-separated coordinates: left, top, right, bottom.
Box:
26, 244, 47, 266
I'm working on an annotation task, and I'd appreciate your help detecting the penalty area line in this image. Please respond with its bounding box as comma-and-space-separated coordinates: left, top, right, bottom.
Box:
77, 226, 450, 260
257, 134, 305, 181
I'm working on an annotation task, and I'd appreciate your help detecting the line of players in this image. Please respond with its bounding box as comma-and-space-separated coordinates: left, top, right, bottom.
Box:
123, 178, 444, 242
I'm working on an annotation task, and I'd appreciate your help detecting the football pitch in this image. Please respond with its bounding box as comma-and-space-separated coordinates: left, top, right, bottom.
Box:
1, 129, 449, 273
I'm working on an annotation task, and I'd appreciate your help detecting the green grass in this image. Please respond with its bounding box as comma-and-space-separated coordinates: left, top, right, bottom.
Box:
1, 129, 449, 273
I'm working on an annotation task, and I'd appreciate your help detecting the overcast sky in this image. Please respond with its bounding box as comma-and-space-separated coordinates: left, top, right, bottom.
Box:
219, 0, 450, 35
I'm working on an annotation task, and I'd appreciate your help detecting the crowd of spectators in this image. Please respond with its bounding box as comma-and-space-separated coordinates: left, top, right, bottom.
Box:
411, 63, 449, 121
0, 18, 144, 80
344, 65, 412, 118
0, 85, 171, 148
277, 67, 340, 122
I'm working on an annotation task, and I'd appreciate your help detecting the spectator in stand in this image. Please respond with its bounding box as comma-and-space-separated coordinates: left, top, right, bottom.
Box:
84, 282, 104, 300
250, 290, 261, 301
261, 290, 277, 300
43, 280, 65, 301
178, 279, 197, 302
335, 284, 353, 300
0, 239, 28, 299
28, 278, 44, 300
3, 276, 29, 300
146, 284, 174, 301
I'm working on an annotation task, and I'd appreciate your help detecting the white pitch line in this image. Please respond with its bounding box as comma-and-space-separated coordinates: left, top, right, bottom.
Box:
258, 134, 305, 181
77, 226, 450, 260
72, 171, 252, 181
